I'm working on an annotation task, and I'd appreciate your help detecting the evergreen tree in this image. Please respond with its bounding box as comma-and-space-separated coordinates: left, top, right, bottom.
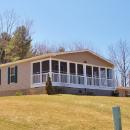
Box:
45, 74, 55, 95
0, 32, 11, 63
6, 25, 32, 61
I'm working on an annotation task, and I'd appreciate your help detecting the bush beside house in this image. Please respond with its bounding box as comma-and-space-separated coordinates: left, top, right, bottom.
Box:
115, 87, 130, 97
45, 74, 55, 95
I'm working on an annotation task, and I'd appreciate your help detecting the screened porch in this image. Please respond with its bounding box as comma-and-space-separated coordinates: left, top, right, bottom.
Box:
31, 58, 115, 89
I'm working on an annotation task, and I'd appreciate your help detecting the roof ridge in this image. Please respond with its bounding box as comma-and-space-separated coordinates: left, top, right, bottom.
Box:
0, 49, 114, 67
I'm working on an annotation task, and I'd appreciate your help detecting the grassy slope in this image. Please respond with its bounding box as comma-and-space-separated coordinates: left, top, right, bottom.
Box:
0, 95, 129, 130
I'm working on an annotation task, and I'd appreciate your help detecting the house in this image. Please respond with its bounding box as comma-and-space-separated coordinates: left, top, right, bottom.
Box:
0, 50, 115, 96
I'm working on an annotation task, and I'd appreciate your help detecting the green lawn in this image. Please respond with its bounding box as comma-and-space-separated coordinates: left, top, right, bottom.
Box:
0, 94, 129, 130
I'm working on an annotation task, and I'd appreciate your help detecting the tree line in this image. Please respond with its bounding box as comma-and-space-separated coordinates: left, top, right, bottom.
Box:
0, 10, 130, 87
0, 11, 93, 63
0, 10, 33, 63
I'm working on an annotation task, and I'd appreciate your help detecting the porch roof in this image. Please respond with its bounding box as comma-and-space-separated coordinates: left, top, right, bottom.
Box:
0, 49, 114, 68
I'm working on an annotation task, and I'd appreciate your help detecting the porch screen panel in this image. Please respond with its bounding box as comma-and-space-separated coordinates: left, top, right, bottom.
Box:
52, 60, 59, 73
86, 66, 92, 85
93, 67, 99, 77
33, 62, 40, 74
77, 64, 84, 84
42, 60, 49, 73
100, 68, 106, 86
70, 63, 76, 84
107, 69, 112, 79
93, 67, 99, 86
77, 64, 83, 75
60, 62, 67, 74
86, 66, 92, 77
100, 68, 106, 78
60, 62, 67, 83
70, 63, 76, 75
107, 69, 113, 87
0, 69, 1, 85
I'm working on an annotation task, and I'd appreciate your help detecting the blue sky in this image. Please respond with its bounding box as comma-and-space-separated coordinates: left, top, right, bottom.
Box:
1, 0, 130, 57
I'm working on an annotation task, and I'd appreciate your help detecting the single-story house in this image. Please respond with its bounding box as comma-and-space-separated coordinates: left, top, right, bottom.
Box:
0, 49, 115, 96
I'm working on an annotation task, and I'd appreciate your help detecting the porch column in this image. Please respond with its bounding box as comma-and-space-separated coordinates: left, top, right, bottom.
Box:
105, 68, 107, 87
113, 69, 115, 88
40, 62, 42, 84
83, 64, 87, 86
75, 63, 78, 84
49, 58, 52, 79
67, 61, 70, 83
58, 61, 61, 82
99, 67, 101, 86
92, 66, 93, 85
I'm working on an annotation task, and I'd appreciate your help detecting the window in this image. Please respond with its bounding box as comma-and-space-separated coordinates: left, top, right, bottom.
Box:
8, 66, 17, 84
10, 67, 15, 83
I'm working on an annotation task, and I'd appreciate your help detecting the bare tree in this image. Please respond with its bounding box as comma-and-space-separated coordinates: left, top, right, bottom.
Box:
69, 41, 87, 51
68, 41, 100, 55
33, 41, 67, 55
33, 41, 53, 55
109, 40, 130, 87
0, 10, 18, 35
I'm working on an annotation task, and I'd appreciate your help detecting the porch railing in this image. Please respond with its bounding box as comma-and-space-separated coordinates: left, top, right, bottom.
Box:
32, 74, 40, 84
61, 73, 68, 83
70, 75, 77, 84
32, 72, 114, 87
77, 75, 84, 85
42, 73, 48, 82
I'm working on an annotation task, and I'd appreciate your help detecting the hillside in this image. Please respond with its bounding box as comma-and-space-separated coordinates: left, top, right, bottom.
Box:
0, 95, 129, 130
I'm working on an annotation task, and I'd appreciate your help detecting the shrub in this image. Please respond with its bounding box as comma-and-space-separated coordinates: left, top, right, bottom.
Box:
15, 91, 23, 96
45, 74, 55, 95
112, 90, 119, 97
